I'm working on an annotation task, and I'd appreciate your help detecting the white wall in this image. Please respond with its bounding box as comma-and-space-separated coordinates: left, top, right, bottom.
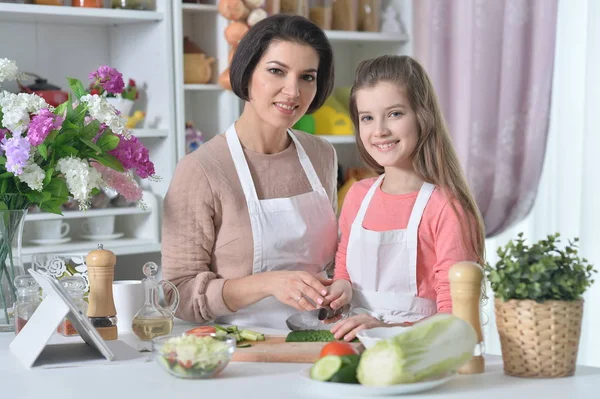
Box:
483, 0, 600, 367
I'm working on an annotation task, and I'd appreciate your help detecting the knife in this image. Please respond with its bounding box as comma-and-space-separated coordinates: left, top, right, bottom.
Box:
318, 304, 351, 321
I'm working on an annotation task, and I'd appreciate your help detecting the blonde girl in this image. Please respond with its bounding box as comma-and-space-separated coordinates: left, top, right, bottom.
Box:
324, 55, 485, 341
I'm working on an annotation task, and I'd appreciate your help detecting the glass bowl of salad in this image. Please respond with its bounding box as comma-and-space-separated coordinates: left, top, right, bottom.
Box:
152, 333, 236, 379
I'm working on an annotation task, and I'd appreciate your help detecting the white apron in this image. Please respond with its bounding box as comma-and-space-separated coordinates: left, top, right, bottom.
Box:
216, 124, 338, 329
347, 175, 437, 324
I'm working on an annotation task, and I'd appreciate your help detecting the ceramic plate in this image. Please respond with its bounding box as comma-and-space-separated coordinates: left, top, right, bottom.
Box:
299, 368, 453, 397
30, 237, 72, 245
81, 232, 124, 241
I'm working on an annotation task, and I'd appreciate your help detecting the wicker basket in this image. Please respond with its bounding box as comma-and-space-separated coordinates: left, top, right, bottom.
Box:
494, 298, 584, 378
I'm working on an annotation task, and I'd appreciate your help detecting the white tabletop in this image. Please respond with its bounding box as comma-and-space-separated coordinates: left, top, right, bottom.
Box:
1, 320, 599, 399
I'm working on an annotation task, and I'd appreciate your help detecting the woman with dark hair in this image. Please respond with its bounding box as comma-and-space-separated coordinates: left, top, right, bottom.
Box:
161, 14, 339, 329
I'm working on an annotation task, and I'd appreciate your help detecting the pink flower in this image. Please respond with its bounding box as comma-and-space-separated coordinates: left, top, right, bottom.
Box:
91, 162, 143, 202
109, 136, 155, 179
27, 108, 63, 146
88, 66, 124, 95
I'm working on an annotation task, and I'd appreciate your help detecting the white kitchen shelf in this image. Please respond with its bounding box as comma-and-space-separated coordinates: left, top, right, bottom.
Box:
26, 206, 150, 222
0, 3, 164, 25
318, 135, 356, 144
22, 238, 161, 259
131, 128, 169, 138
182, 3, 218, 12
325, 30, 409, 43
184, 84, 224, 91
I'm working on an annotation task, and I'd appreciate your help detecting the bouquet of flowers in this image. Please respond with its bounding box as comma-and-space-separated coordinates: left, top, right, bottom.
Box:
0, 58, 157, 328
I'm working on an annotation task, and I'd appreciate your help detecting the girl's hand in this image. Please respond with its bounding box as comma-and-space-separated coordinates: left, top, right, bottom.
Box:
320, 279, 353, 324
323, 279, 352, 310
266, 271, 332, 312
330, 313, 386, 341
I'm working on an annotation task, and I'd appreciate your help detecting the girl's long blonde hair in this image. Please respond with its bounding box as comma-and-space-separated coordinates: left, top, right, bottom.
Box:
349, 55, 486, 265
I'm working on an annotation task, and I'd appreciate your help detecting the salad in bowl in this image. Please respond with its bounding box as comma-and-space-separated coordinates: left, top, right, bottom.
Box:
152, 333, 236, 379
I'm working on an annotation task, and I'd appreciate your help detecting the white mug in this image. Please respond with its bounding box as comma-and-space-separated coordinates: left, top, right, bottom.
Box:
82, 215, 115, 236
33, 220, 70, 240
113, 280, 145, 333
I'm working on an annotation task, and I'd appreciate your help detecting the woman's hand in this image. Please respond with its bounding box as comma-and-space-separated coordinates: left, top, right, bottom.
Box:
266, 271, 332, 311
330, 313, 386, 341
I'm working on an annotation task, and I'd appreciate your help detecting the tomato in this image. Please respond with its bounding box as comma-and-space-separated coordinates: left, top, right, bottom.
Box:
185, 326, 217, 336
319, 341, 357, 358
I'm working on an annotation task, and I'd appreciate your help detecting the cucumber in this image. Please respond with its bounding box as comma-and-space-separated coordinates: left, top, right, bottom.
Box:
286, 330, 335, 342
329, 355, 360, 384
240, 329, 265, 342
310, 355, 343, 381
286, 330, 359, 343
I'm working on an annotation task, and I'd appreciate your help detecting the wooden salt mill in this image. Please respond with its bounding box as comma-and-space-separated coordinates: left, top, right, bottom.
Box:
86, 244, 118, 341
449, 261, 485, 374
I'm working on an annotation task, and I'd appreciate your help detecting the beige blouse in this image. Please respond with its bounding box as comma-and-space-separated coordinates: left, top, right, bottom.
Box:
161, 131, 338, 323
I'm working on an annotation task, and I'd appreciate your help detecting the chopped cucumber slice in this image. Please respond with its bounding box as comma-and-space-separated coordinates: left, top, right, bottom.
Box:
310, 355, 343, 381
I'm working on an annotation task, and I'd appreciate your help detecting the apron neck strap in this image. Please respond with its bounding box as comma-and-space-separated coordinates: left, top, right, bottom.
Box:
406, 182, 435, 240
226, 125, 323, 202
226, 124, 259, 201
355, 174, 385, 223
288, 130, 323, 191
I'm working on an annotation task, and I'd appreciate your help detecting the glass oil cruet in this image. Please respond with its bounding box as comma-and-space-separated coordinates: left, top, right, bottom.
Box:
57, 276, 88, 337
13, 275, 41, 336
132, 262, 179, 341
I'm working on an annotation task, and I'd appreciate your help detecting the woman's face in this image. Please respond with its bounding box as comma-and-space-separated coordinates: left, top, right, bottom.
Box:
248, 40, 319, 130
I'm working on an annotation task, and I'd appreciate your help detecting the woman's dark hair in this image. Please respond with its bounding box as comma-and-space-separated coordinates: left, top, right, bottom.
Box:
230, 14, 334, 114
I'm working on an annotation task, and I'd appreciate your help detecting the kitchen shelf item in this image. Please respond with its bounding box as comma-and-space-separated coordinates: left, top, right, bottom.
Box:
449, 261, 485, 374
131, 262, 179, 341
86, 244, 118, 341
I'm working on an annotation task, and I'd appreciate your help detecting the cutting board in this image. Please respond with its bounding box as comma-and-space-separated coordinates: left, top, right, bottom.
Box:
231, 335, 364, 363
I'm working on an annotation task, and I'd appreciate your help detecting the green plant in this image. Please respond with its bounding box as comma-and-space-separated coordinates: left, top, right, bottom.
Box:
485, 233, 597, 302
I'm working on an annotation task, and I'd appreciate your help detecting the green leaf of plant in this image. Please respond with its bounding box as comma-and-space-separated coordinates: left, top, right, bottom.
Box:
83, 120, 101, 140
54, 101, 67, 117
79, 137, 103, 154
0, 156, 6, 166
46, 178, 69, 199
60, 146, 78, 157
38, 143, 48, 160
96, 133, 120, 152
67, 77, 87, 99
43, 168, 54, 185
45, 129, 60, 144
39, 202, 64, 215
91, 153, 124, 172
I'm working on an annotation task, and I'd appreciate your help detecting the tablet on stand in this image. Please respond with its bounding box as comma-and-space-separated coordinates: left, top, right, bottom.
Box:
9, 269, 115, 369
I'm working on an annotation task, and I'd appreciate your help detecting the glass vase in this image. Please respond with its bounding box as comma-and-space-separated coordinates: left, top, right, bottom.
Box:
0, 209, 28, 332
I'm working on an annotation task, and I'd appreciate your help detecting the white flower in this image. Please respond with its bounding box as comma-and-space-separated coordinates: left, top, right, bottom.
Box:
0, 58, 19, 85
0, 92, 50, 134
80, 94, 128, 137
18, 162, 45, 191
56, 156, 103, 210
46, 256, 67, 277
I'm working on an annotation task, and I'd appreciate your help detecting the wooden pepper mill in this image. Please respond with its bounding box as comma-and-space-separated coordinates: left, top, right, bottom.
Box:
86, 244, 118, 341
449, 261, 485, 374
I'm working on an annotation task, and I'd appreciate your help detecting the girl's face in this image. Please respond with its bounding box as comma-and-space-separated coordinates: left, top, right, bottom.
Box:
356, 81, 419, 170
248, 40, 319, 130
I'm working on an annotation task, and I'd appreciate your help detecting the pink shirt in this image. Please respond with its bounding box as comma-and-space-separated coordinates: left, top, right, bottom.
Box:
333, 177, 477, 314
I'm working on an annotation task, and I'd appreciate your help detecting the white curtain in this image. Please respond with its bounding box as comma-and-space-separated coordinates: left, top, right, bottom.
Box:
483, 0, 600, 367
